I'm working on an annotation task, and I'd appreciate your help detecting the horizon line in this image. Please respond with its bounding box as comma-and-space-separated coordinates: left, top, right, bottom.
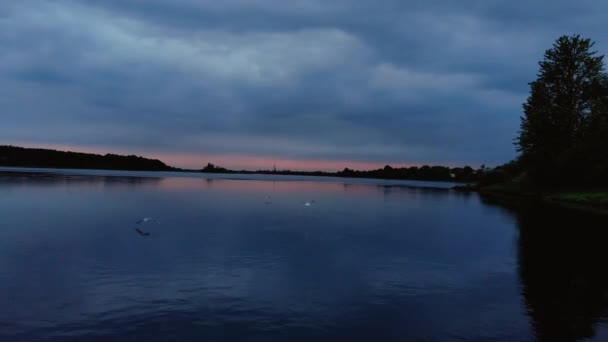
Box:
2, 143, 485, 172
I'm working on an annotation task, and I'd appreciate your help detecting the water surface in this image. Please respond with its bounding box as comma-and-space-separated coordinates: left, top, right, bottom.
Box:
1, 168, 608, 341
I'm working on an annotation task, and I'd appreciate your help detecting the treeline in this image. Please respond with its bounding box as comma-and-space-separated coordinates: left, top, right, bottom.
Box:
337, 165, 480, 182
200, 163, 230, 173
0, 145, 173, 171
474, 159, 526, 187
200, 163, 343, 177
255, 170, 335, 177
200, 162, 484, 182
515, 35, 608, 187
1, 146, 485, 182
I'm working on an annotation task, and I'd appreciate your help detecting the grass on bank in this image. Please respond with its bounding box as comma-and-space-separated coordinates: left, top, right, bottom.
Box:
479, 173, 536, 196
554, 192, 608, 205
475, 171, 608, 213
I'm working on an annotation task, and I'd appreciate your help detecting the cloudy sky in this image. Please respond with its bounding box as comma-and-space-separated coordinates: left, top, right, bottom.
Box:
1, 1, 606, 170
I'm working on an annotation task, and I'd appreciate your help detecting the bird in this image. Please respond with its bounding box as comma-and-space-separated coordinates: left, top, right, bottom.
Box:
134, 217, 158, 236
264, 195, 272, 205
136, 217, 154, 224
134, 227, 151, 236
304, 200, 316, 207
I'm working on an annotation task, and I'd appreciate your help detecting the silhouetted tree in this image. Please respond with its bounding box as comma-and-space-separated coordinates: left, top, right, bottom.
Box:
567, 70, 608, 184
516, 35, 608, 186
201, 162, 229, 173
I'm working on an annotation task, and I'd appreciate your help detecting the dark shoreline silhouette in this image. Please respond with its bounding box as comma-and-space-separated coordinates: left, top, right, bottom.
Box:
1, 145, 483, 183
0, 145, 174, 172
199, 162, 481, 183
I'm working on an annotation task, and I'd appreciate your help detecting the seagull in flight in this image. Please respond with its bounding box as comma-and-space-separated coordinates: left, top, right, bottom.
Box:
304, 200, 316, 207
134, 217, 159, 236
136, 217, 155, 224
134, 227, 151, 236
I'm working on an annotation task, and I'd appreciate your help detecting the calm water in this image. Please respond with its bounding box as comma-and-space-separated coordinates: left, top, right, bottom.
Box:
1, 168, 608, 341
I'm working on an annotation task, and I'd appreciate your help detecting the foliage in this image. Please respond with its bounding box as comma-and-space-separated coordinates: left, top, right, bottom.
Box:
516, 35, 608, 187
201, 163, 229, 173
337, 164, 480, 182
200, 163, 486, 182
476, 159, 525, 187
0, 145, 172, 171
557, 192, 608, 205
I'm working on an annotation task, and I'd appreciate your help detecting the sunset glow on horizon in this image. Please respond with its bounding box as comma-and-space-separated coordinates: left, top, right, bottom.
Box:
12, 142, 419, 172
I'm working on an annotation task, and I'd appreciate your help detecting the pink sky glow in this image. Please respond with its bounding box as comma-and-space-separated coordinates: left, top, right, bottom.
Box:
12, 143, 416, 172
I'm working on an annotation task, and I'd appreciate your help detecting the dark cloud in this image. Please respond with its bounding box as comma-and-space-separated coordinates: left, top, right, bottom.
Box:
1, 0, 606, 169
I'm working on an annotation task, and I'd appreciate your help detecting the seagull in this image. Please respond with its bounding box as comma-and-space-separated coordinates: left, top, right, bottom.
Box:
304, 200, 316, 207
264, 195, 272, 205
134, 227, 151, 236
136, 217, 154, 224
134, 217, 158, 236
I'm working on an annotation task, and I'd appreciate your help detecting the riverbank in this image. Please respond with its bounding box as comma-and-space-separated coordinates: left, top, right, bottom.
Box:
544, 192, 608, 215
457, 181, 608, 216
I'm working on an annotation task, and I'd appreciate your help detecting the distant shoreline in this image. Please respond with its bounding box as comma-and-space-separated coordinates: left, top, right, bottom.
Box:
0, 164, 469, 186
0, 166, 461, 189
0, 145, 481, 184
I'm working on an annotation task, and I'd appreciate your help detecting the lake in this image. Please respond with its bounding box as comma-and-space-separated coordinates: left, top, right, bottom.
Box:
1, 168, 608, 341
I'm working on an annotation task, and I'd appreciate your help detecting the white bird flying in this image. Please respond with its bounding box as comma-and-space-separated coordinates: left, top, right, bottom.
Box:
135, 217, 159, 224
304, 200, 316, 207
134, 217, 159, 236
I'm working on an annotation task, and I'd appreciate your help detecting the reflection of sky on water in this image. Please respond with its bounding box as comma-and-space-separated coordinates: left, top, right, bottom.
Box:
2, 169, 606, 340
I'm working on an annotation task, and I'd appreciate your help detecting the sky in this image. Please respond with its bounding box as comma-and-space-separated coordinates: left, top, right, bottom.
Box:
1, 1, 607, 171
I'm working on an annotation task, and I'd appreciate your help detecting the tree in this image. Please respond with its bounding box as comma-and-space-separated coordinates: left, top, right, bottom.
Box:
516, 35, 608, 186
579, 81, 608, 183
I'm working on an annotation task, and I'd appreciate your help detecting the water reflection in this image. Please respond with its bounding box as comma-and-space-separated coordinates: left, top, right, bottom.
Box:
517, 206, 608, 341
0, 170, 458, 197
0, 171, 162, 189
3, 169, 608, 341
482, 196, 608, 341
